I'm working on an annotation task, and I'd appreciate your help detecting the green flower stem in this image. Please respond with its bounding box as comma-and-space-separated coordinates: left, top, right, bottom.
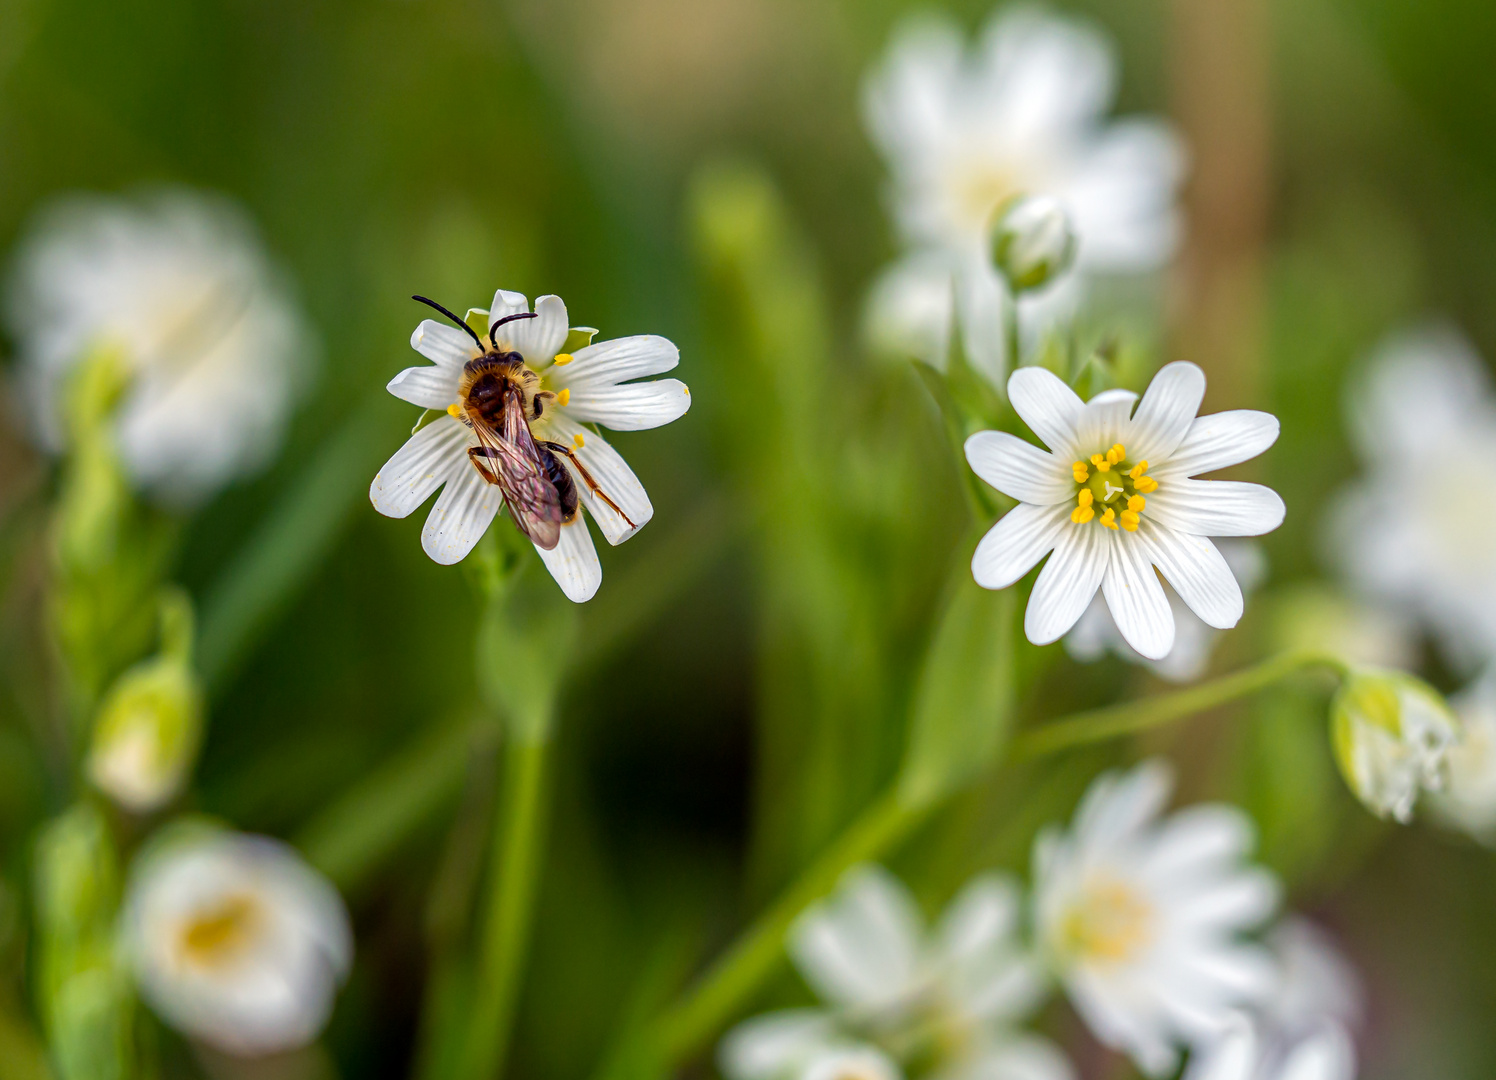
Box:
638, 649, 1347, 1069
458, 729, 552, 1080
1007, 650, 1348, 762
652, 787, 936, 1063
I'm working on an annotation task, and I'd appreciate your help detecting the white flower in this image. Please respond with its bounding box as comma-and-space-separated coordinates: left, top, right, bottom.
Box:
720, 1014, 904, 1080
1033, 760, 1279, 1077
121, 826, 352, 1056
4, 189, 313, 503
1259, 919, 1362, 1042
1329, 325, 1496, 671
723, 866, 1071, 1080
863, 7, 1183, 380
1184, 1018, 1355, 1080
369, 289, 689, 602
1065, 540, 1266, 682
966, 362, 1284, 659
1330, 668, 1459, 823
1425, 672, 1496, 842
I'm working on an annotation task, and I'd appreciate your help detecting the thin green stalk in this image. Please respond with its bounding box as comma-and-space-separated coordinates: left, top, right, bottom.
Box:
1008, 650, 1347, 761
633, 649, 1348, 1070
458, 731, 552, 1080
652, 788, 934, 1063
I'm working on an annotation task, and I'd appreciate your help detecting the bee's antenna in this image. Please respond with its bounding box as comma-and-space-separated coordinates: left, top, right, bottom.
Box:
489, 310, 538, 348
412, 295, 486, 352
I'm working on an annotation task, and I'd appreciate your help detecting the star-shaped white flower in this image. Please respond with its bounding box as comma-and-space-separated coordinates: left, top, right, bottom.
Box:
370, 289, 689, 602
1033, 761, 1280, 1077
1329, 324, 1496, 671
965, 362, 1283, 659
863, 7, 1184, 380
4, 189, 313, 504
121, 826, 352, 1057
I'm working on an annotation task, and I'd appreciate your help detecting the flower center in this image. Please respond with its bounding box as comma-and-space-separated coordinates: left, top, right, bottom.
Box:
949, 159, 1020, 232
1069, 444, 1158, 532
177, 893, 262, 969
1059, 876, 1155, 965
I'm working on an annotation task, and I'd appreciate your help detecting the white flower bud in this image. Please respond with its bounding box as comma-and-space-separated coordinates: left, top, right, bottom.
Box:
87, 592, 203, 814
1331, 669, 1459, 823
991, 196, 1077, 293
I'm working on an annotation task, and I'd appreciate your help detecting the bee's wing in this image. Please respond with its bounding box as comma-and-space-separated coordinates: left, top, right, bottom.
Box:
471, 395, 565, 550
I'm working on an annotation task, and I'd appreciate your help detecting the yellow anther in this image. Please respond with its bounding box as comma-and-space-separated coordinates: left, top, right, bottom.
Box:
1072, 461, 1089, 481
553, 353, 573, 366
446, 402, 462, 418
1107, 444, 1126, 465
1129, 460, 1149, 479
1091, 453, 1111, 473
1100, 508, 1118, 530
1135, 476, 1158, 494
1120, 509, 1140, 532
556, 388, 570, 406
573, 433, 585, 448
1127, 495, 1146, 513
1077, 489, 1094, 508
1071, 504, 1095, 524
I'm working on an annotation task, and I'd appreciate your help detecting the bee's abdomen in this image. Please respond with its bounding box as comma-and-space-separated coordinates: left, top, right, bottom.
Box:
538, 445, 580, 523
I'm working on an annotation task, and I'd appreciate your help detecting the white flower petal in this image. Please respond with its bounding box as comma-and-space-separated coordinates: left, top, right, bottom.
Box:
864, 253, 956, 370
956, 253, 1010, 386
370, 416, 471, 519
1126, 362, 1205, 464
563, 379, 691, 431
1182, 1021, 1256, 1080
409, 319, 478, 369
958, 1035, 1077, 1080
1141, 805, 1255, 882
1071, 759, 1173, 852
1025, 522, 1106, 645
500, 293, 568, 362
965, 430, 1073, 505
972, 502, 1068, 590
386, 363, 462, 410
1074, 389, 1138, 456
719, 1010, 839, 1080
1279, 1026, 1356, 1080
487, 289, 529, 325
558, 335, 680, 390
1140, 524, 1243, 630
1157, 410, 1279, 479
1101, 532, 1174, 660
937, 874, 1045, 1024
421, 462, 502, 565
788, 865, 923, 1012
534, 517, 601, 603
1008, 366, 1085, 458
1147, 480, 1286, 537
542, 414, 653, 545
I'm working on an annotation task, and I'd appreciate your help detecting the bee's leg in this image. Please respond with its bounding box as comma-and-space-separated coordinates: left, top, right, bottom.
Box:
467, 445, 502, 486
541, 442, 636, 528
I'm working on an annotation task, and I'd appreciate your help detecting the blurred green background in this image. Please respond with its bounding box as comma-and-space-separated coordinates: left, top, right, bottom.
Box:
3, 0, 1496, 1077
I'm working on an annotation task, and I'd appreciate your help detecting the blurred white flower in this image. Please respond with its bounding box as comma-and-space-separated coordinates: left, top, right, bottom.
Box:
4, 189, 313, 504
1065, 540, 1266, 681
1183, 1018, 1355, 1080
862, 6, 1183, 381
722, 865, 1071, 1080
720, 1013, 903, 1080
1429, 671, 1496, 843
370, 289, 689, 602
121, 826, 352, 1057
1329, 325, 1496, 671
1330, 668, 1459, 823
1260, 918, 1363, 1042
1033, 760, 1279, 1077
966, 362, 1283, 659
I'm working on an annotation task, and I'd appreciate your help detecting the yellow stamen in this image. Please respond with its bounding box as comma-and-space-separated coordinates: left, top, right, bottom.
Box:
1071, 504, 1095, 524
1135, 476, 1158, 494
1077, 489, 1094, 508
556, 388, 570, 406
1091, 453, 1111, 473
1129, 460, 1149, 479
1072, 460, 1089, 481
573, 433, 585, 448
553, 353, 573, 366
1120, 509, 1140, 532
1127, 495, 1145, 512
1107, 444, 1126, 465
446, 402, 462, 418
1100, 508, 1118, 530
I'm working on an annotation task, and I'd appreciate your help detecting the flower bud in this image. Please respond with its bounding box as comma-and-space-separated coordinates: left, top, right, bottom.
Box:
1330, 668, 1459, 823
991, 195, 1077, 294
87, 591, 203, 814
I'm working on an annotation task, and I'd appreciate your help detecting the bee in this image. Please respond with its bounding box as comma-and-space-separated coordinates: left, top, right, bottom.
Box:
412, 295, 634, 551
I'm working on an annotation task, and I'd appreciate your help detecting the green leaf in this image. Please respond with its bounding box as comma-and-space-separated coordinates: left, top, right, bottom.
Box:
897, 570, 1016, 807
